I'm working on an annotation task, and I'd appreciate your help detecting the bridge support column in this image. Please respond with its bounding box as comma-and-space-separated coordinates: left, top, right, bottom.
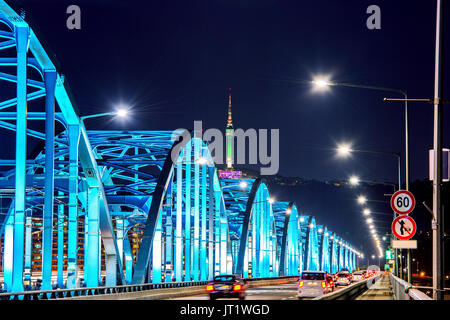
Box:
200, 153, 207, 281
152, 210, 162, 283
41, 69, 57, 291
11, 24, 30, 294
123, 227, 133, 284
164, 179, 173, 282
214, 190, 221, 276
175, 158, 183, 282
24, 209, 32, 290
3, 205, 13, 292
193, 138, 200, 281
207, 166, 215, 281
85, 186, 100, 287
57, 203, 64, 288
67, 124, 80, 289
105, 253, 117, 286
184, 142, 191, 281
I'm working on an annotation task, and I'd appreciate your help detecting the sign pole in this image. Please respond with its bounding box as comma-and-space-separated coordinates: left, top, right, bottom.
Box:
432, 0, 444, 301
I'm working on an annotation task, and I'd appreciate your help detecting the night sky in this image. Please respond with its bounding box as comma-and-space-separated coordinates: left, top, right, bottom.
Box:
6, 0, 450, 259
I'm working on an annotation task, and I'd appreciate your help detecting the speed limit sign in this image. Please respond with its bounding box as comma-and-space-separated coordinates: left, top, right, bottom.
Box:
390, 190, 415, 215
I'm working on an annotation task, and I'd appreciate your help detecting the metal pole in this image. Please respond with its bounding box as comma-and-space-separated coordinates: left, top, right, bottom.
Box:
403, 95, 413, 284
432, 0, 444, 301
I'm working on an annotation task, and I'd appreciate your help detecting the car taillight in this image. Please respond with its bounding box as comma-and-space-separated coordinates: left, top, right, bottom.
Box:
233, 284, 242, 291
299, 281, 304, 287
206, 285, 214, 292
321, 281, 326, 288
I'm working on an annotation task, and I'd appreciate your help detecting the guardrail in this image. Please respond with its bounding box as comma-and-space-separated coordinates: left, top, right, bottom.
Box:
389, 273, 434, 300
313, 274, 380, 300
0, 276, 298, 300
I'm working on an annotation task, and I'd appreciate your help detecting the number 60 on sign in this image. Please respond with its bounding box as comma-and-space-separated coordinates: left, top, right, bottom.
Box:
390, 190, 415, 215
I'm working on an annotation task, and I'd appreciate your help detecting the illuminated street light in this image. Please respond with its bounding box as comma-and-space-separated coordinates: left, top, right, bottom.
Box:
349, 175, 360, 185
286, 208, 292, 214
239, 181, 248, 188
336, 143, 353, 157
363, 208, 371, 216
269, 197, 275, 204
299, 217, 305, 223
311, 76, 334, 91
116, 108, 128, 117
196, 157, 208, 165
357, 195, 368, 205
366, 218, 373, 224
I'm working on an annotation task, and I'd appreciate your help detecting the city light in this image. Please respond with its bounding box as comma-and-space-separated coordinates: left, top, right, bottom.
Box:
366, 218, 373, 224
269, 197, 275, 204
363, 208, 371, 216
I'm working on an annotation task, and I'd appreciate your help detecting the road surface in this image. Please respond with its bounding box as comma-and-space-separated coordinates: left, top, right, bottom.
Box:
168, 282, 348, 300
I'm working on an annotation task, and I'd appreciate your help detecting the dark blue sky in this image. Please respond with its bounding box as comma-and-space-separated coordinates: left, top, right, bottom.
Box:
15, 0, 450, 184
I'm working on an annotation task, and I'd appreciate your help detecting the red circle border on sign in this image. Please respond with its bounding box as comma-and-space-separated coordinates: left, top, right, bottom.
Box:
391, 215, 416, 240
390, 190, 416, 215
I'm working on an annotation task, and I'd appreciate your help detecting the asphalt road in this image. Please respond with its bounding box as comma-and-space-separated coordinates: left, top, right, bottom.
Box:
168, 282, 347, 300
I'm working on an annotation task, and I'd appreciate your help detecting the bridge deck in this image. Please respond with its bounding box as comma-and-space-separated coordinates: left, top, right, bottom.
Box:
355, 274, 393, 300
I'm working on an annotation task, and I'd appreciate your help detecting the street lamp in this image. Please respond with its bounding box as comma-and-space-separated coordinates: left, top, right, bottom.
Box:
239, 181, 248, 188
363, 208, 371, 216
349, 175, 360, 186
357, 195, 368, 205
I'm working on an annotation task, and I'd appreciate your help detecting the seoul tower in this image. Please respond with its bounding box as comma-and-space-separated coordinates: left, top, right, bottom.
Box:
225, 88, 234, 169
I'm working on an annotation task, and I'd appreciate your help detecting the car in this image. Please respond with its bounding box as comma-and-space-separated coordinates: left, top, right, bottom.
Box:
325, 275, 335, 291
351, 270, 365, 282
206, 274, 246, 300
335, 271, 352, 286
298, 271, 333, 299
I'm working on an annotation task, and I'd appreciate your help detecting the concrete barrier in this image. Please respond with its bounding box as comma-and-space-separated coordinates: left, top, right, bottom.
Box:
313, 275, 380, 300
63, 277, 299, 300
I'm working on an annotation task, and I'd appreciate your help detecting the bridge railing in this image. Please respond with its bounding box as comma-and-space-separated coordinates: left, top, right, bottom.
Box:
389, 273, 432, 300
0, 276, 298, 300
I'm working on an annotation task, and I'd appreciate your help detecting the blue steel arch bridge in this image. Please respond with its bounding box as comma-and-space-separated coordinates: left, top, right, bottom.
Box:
0, 1, 361, 293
